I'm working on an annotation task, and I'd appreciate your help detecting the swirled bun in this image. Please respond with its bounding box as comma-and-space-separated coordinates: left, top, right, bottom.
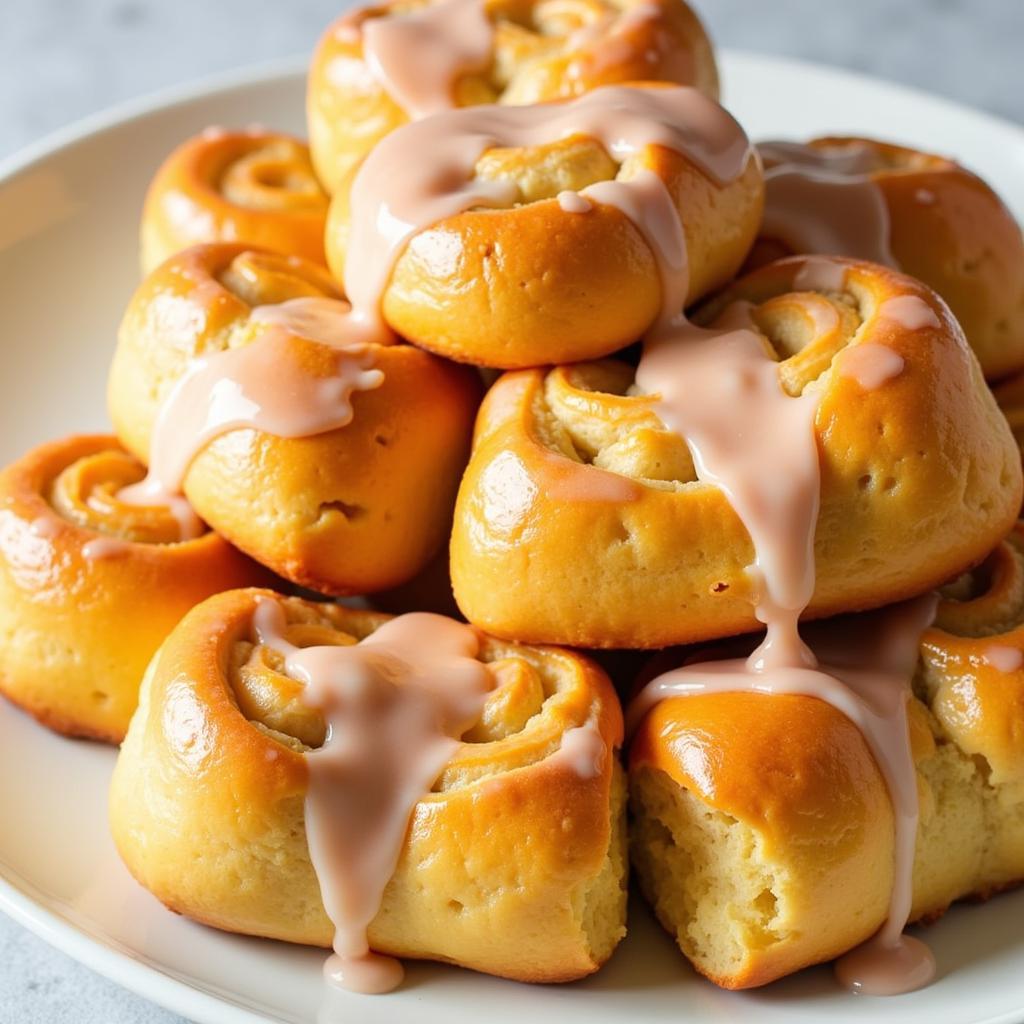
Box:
324, 94, 763, 368
108, 244, 480, 595
451, 257, 1022, 647
629, 526, 1024, 989
140, 129, 329, 275
0, 435, 268, 742
308, 0, 719, 193
109, 588, 626, 981
753, 137, 1024, 381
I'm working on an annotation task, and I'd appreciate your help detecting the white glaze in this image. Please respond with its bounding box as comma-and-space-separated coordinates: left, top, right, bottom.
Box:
878, 295, 940, 331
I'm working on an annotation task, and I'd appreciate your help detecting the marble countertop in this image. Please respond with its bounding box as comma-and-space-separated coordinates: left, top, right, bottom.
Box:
0, 1, 1020, 1021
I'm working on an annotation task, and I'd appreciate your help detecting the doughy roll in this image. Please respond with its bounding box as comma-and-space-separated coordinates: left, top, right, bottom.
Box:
108, 244, 480, 595
0, 435, 268, 742
140, 129, 328, 274
628, 524, 1024, 989
308, 0, 719, 193
324, 83, 763, 368
753, 136, 1024, 380
451, 257, 1022, 647
110, 588, 627, 983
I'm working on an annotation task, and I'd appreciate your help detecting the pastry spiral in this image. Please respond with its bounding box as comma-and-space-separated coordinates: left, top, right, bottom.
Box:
109, 588, 626, 983
107, 243, 480, 595
308, 0, 719, 193
140, 129, 329, 274
450, 256, 1022, 647
324, 83, 763, 368
628, 524, 1024, 988
752, 136, 1024, 381
0, 435, 268, 742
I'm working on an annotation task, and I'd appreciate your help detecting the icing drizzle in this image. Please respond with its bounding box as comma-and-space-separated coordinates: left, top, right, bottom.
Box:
252, 598, 494, 994
757, 139, 898, 267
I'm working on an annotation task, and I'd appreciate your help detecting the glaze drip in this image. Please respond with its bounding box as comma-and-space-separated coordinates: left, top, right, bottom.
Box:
357, 0, 494, 119
127, 326, 382, 502
252, 598, 493, 994
343, 83, 752, 333
629, 595, 939, 995
617, 129, 936, 990
757, 140, 897, 267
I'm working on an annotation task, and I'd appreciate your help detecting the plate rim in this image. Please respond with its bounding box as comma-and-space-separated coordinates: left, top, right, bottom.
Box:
2, 47, 1024, 1024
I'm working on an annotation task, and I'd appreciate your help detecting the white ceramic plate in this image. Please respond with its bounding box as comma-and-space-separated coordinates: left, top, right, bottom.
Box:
2, 51, 1024, 1024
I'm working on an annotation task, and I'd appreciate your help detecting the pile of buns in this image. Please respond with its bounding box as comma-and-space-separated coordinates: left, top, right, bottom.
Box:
3, 0, 1024, 999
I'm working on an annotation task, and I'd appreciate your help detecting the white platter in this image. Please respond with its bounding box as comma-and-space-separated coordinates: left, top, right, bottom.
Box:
1, 51, 1023, 1024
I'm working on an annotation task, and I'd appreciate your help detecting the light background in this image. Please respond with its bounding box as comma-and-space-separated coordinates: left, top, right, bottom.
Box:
0, 1, 1020, 1021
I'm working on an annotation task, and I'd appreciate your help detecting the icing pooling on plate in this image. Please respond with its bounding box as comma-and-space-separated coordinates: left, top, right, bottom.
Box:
757, 140, 897, 268
252, 598, 494, 994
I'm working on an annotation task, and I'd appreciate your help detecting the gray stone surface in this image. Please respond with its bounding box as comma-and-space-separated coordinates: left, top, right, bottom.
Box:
0, 1, 1020, 1021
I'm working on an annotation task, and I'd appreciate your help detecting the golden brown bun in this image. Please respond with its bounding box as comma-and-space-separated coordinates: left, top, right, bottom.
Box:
752, 137, 1024, 381
108, 244, 481, 595
451, 257, 1022, 647
140, 130, 329, 275
0, 435, 269, 743
326, 127, 762, 368
109, 588, 627, 982
308, 0, 719, 193
629, 524, 1024, 989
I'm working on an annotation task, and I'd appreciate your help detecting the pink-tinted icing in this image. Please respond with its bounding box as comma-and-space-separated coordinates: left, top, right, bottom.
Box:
878, 295, 940, 331
136, 85, 750, 505
614, 123, 935, 988
758, 140, 879, 176
557, 190, 593, 213
252, 598, 493, 995
984, 644, 1024, 672
550, 722, 606, 779
760, 168, 896, 267
81, 537, 132, 560
834, 933, 936, 996
29, 515, 61, 539
629, 594, 939, 996
838, 343, 905, 391
757, 140, 897, 267
793, 256, 848, 293
127, 328, 382, 505
117, 479, 205, 542
249, 296, 385, 348
638, 322, 821, 671
359, 0, 493, 119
